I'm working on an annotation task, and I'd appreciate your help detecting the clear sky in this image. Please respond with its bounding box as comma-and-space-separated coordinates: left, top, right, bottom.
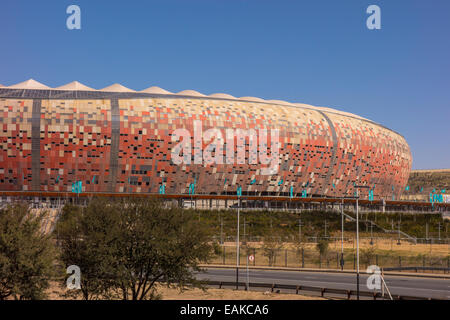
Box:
1, 0, 449, 170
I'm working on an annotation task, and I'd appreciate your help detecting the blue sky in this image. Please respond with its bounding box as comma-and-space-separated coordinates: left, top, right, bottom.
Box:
1, 0, 449, 169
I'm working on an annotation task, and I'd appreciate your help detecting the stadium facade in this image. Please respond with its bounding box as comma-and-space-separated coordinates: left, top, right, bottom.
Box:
0, 80, 412, 200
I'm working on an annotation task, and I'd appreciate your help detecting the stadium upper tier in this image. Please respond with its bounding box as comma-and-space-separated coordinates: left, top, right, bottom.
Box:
0, 79, 412, 199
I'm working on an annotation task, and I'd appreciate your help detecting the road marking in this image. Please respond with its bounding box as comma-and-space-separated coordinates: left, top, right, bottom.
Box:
200, 276, 449, 295
204, 275, 359, 287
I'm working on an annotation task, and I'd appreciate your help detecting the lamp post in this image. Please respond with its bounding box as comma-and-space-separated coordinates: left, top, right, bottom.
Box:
236, 198, 240, 289
354, 185, 370, 300
340, 199, 344, 271
236, 186, 242, 290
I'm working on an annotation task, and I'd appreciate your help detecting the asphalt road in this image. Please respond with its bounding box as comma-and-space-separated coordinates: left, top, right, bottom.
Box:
196, 268, 450, 299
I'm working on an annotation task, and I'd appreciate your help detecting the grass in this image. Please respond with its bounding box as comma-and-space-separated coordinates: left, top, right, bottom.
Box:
197, 209, 449, 241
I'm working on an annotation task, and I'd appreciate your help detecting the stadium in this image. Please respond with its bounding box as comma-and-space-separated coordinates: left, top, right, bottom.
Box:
0, 79, 412, 200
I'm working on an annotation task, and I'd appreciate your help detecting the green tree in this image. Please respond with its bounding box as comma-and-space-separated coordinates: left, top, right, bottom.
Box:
262, 231, 283, 267
55, 200, 119, 300
56, 198, 215, 300
360, 247, 376, 268
316, 239, 329, 258
0, 204, 55, 300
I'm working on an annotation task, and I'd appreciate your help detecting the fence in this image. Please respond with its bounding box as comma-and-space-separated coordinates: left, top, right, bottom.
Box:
212, 245, 450, 273
213, 235, 450, 246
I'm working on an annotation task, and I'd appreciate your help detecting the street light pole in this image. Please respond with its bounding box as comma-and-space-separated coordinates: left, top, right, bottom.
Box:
354, 184, 370, 301
236, 197, 240, 290
341, 199, 344, 271
299, 217, 302, 242
356, 190, 360, 300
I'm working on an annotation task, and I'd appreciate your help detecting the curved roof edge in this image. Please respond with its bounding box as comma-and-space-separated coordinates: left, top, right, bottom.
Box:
209, 93, 236, 99
239, 96, 265, 102
293, 103, 367, 121
266, 99, 293, 106
0, 86, 406, 140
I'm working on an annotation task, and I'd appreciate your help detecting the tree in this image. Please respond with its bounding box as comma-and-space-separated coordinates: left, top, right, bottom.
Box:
316, 239, 329, 258
0, 204, 56, 300
55, 199, 119, 300
262, 230, 283, 267
56, 198, 215, 300
361, 247, 376, 268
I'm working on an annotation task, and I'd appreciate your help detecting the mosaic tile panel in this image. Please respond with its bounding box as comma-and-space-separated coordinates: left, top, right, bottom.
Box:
0, 99, 33, 191
39, 99, 112, 192
0, 94, 412, 200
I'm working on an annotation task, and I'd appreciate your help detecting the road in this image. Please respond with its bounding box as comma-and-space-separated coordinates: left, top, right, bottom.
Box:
196, 268, 450, 299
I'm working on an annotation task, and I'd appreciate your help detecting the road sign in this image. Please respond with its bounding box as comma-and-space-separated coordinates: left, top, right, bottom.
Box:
248, 255, 254, 262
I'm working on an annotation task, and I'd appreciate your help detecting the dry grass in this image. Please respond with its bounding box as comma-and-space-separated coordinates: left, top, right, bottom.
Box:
211, 238, 449, 270
45, 282, 322, 300
157, 286, 323, 300
221, 238, 449, 256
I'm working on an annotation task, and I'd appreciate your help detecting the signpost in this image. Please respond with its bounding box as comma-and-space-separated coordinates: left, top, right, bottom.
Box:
247, 254, 254, 289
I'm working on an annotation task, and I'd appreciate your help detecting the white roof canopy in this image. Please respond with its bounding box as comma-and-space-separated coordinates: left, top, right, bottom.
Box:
140, 86, 173, 94
239, 96, 265, 102
176, 90, 205, 97
267, 99, 293, 106
2, 80, 369, 121
8, 79, 51, 90
55, 81, 96, 91
100, 83, 135, 92
209, 93, 236, 99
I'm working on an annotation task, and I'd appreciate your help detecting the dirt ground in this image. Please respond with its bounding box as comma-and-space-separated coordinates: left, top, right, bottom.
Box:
45, 282, 323, 300
157, 286, 323, 300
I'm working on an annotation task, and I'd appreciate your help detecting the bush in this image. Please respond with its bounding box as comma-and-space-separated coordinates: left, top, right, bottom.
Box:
0, 204, 56, 300
360, 247, 376, 268
316, 239, 330, 258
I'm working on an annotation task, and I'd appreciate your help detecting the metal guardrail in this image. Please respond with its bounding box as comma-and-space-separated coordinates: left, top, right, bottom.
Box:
205, 280, 439, 300
382, 266, 450, 273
